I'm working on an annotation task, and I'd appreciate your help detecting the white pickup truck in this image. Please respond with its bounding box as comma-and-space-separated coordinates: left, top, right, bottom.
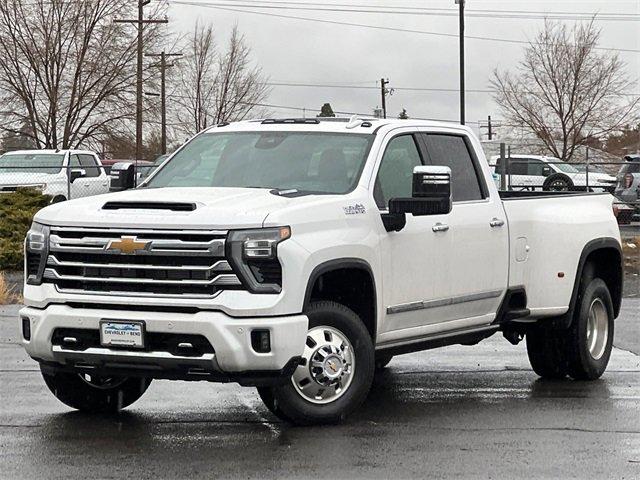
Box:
0, 149, 109, 202
20, 118, 622, 425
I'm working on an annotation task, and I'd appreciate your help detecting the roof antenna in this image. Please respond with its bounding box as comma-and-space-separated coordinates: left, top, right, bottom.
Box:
345, 115, 362, 129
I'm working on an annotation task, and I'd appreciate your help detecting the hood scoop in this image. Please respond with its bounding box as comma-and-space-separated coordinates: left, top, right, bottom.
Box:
102, 201, 197, 212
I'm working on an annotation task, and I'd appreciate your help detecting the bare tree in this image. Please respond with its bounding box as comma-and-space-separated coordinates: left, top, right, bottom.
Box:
176, 24, 269, 136
0, 0, 165, 149
491, 21, 639, 161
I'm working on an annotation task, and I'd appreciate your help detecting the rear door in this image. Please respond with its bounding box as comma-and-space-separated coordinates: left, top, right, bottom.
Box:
417, 132, 509, 326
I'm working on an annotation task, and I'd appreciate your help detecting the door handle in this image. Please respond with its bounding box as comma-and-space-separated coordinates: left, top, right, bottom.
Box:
432, 222, 449, 233
490, 218, 505, 228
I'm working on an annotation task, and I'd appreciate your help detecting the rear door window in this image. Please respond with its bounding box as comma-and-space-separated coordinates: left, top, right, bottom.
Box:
420, 134, 486, 202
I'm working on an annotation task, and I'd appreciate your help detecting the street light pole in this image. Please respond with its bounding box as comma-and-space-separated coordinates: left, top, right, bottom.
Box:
456, 0, 465, 125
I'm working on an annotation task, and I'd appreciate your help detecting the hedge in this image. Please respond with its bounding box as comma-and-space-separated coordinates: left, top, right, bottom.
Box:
0, 188, 51, 270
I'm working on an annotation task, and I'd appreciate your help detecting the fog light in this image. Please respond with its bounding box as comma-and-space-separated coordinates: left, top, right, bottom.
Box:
21, 317, 31, 341
251, 329, 271, 353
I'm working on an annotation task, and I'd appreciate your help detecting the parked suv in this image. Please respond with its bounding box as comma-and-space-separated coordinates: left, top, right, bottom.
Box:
0, 150, 109, 202
491, 154, 617, 192
614, 154, 640, 206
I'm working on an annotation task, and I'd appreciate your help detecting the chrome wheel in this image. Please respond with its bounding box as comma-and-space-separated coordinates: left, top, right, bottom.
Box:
586, 298, 609, 360
292, 326, 355, 404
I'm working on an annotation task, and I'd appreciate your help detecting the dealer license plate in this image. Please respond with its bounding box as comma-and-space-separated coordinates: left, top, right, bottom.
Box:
100, 321, 145, 348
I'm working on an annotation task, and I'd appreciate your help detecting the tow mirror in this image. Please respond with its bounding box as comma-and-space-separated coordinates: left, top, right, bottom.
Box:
109, 162, 136, 192
69, 169, 86, 183
382, 166, 452, 232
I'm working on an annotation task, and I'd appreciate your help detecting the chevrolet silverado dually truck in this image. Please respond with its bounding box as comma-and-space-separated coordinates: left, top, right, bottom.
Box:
20, 117, 623, 425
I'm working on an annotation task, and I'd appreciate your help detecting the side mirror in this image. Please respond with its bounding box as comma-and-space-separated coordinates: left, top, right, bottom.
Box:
69, 169, 86, 183
542, 166, 552, 177
109, 162, 136, 192
382, 166, 452, 232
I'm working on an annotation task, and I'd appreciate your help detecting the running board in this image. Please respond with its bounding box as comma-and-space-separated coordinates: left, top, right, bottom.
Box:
375, 325, 499, 357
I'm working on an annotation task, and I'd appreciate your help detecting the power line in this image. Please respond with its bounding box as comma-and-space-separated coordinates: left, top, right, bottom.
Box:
177, 1, 640, 21
168, 1, 640, 54
263, 81, 640, 97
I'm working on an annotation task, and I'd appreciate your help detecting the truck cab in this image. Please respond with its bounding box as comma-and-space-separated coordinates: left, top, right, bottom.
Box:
0, 149, 109, 202
20, 118, 622, 424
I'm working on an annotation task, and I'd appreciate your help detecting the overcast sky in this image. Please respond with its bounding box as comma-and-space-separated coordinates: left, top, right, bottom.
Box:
165, 0, 640, 138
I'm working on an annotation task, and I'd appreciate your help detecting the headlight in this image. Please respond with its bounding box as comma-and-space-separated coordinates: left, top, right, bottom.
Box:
25, 223, 49, 285
227, 227, 291, 294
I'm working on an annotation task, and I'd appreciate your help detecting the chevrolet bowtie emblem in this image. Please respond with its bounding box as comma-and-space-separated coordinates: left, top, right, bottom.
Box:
106, 236, 151, 254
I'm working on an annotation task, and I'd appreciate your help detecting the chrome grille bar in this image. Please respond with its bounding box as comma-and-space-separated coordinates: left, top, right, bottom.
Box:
43, 268, 241, 286
44, 227, 242, 297
47, 255, 232, 272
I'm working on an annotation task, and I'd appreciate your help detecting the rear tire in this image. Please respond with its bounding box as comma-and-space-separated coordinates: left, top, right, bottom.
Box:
543, 173, 573, 191
526, 325, 568, 379
41, 367, 151, 413
565, 278, 614, 380
258, 301, 374, 425
526, 277, 614, 381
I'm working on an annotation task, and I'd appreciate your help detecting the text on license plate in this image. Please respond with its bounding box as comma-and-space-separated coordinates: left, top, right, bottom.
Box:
100, 321, 144, 348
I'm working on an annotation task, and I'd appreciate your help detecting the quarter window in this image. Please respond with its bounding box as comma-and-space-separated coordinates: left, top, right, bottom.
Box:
374, 135, 422, 209
422, 134, 484, 202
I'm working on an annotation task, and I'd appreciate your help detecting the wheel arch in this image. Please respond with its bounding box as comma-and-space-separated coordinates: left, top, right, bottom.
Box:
558, 237, 622, 328
303, 258, 378, 341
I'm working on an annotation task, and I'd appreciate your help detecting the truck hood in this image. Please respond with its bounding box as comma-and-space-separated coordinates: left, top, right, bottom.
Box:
0, 171, 57, 186
34, 187, 319, 229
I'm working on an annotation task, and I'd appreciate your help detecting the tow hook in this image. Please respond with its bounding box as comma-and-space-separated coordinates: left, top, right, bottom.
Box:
503, 330, 524, 345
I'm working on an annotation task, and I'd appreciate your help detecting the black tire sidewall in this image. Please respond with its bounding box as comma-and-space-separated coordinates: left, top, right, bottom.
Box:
41, 367, 151, 413
269, 301, 375, 425
566, 278, 614, 380
543, 173, 573, 191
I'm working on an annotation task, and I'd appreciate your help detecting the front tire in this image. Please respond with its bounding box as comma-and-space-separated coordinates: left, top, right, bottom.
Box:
41, 367, 151, 413
258, 301, 374, 425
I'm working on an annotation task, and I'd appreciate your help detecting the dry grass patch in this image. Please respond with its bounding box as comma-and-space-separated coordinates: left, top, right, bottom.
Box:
0, 272, 20, 305
622, 236, 640, 275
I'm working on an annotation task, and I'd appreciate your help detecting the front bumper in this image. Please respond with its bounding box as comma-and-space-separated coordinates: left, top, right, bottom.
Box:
20, 304, 308, 385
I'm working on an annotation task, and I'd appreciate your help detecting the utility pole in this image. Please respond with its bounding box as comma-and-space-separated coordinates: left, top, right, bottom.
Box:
146, 51, 182, 155
380, 78, 392, 119
456, 0, 465, 125
487, 115, 492, 140
116, 1, 167, 161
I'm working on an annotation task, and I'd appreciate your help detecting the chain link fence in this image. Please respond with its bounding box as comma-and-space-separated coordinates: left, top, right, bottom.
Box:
489, 143, 639, 225
0, 163, 156, 201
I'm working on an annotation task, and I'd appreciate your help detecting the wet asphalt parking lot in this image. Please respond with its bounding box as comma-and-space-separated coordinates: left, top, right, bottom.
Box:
0, 302, 638, 479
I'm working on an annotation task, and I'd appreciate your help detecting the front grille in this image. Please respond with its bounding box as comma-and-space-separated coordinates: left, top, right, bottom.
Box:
43, 227, 244, 297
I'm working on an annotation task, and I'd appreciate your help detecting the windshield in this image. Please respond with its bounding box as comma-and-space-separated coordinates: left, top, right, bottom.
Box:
146, 131, 375, 194
0, 153, 65, 174
554, 162, 579, 174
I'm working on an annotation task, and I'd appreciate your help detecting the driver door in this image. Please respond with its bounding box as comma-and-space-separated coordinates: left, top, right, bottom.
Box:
374, 132, 452, 338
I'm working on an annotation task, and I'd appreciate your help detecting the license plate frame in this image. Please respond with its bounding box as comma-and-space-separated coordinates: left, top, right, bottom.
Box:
99, 320, 145, 349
